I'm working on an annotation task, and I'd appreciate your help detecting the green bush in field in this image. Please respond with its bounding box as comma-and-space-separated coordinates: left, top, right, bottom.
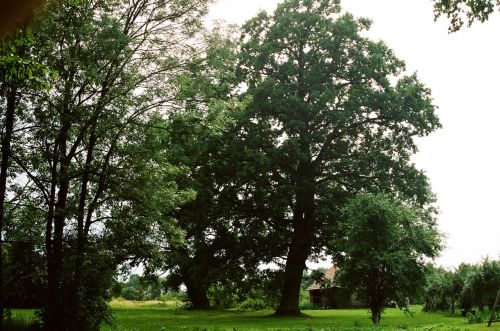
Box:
122, 287, 139, 301
236, 298, 268, 311
160, 290, 187, 303
207, 283, 240, 309
465, 310, 487, 324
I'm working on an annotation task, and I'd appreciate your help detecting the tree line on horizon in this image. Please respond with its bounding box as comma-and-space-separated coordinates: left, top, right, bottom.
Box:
2, 0, 497, 330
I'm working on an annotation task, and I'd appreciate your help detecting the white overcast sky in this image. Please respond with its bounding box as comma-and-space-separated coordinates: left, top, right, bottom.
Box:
207, 0, 500, 269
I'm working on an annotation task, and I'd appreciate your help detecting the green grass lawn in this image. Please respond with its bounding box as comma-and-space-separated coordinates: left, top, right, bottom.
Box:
11, 301, 500, 331
100, 301, 500, 331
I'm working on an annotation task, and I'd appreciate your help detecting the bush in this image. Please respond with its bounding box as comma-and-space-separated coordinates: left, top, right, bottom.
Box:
466, 310, 488, 324
236, 298, 268, 311
122, 287, 138, 301
207, 284, 239, 309
3, 242, 46, 308
160, 291, 186, 302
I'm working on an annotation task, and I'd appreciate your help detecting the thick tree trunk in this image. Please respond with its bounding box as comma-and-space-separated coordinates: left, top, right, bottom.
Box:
184, 276, 211, 309
0, 85, 17, 331
274, 227, 311, 316
177, 249, 211, 309
275, 162, 315, 316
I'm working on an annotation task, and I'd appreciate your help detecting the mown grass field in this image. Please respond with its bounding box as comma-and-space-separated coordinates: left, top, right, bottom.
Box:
11, 301, 500, 331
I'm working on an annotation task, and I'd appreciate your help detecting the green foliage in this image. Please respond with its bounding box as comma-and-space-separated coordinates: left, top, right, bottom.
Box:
160, 290, 187, 303
423, 264, 475, 313
434, 0, 500, 32
423, 259, 500, 313
465, 310, 488, 324
301, 269, 326, 291
207, 283, 240, 309
423, 266, 455, 312
122, 287, 138, 302
119, 275, 163, 302
0, 31, 52, 88
111, 280, 124, 299
235, 298, 269, 311
462, 258, 500, 311
336, 193, 442, 324
3, 242, 46, 308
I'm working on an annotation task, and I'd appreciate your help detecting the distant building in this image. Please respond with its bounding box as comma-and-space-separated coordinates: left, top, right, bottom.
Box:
306, 266, 361, 308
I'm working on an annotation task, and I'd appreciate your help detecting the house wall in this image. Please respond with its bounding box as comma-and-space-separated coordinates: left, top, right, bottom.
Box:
308, 287, 359, 309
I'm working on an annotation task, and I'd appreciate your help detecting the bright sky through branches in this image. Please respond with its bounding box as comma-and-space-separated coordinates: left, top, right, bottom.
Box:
207, 0, 500, 268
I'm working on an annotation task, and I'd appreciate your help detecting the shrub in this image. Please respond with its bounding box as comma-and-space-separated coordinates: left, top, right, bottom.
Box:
122, 287, 138, 301
160, 291, 186, 302
236, 298, 268, 311
466, 310, 488, 324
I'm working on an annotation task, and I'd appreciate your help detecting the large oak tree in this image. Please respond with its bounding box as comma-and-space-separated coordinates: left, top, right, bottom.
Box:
237, 0, 441, 315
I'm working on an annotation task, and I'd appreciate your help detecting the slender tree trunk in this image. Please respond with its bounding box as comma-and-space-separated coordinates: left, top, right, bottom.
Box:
275, 162, 315, 316
0, 85, 17, 331
71, 123, 97, 311
487, 286, 500, 327
44, 155, 57, 330
369, 286, 383, 325
46, 112, 71, 331
49, 175, 70, 331
371, 308, 381, 325
46, 169, 70, 331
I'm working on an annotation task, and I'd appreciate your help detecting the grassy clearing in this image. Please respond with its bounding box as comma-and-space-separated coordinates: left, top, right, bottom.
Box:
10, 302, 500, 331
98, 302, 500, 331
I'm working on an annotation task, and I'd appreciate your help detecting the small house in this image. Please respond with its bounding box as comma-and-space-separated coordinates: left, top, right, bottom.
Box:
306, 266, 359, 308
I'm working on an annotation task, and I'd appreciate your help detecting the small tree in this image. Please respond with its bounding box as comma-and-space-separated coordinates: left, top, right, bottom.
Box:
463, 258, 500, 312
336, 193, 442, 324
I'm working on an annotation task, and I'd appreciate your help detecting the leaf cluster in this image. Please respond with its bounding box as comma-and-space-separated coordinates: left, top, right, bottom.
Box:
434, 0, 500, 32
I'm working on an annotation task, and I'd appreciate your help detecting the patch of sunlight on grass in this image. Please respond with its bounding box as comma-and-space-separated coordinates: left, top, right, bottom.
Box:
110, 298, 184, 310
